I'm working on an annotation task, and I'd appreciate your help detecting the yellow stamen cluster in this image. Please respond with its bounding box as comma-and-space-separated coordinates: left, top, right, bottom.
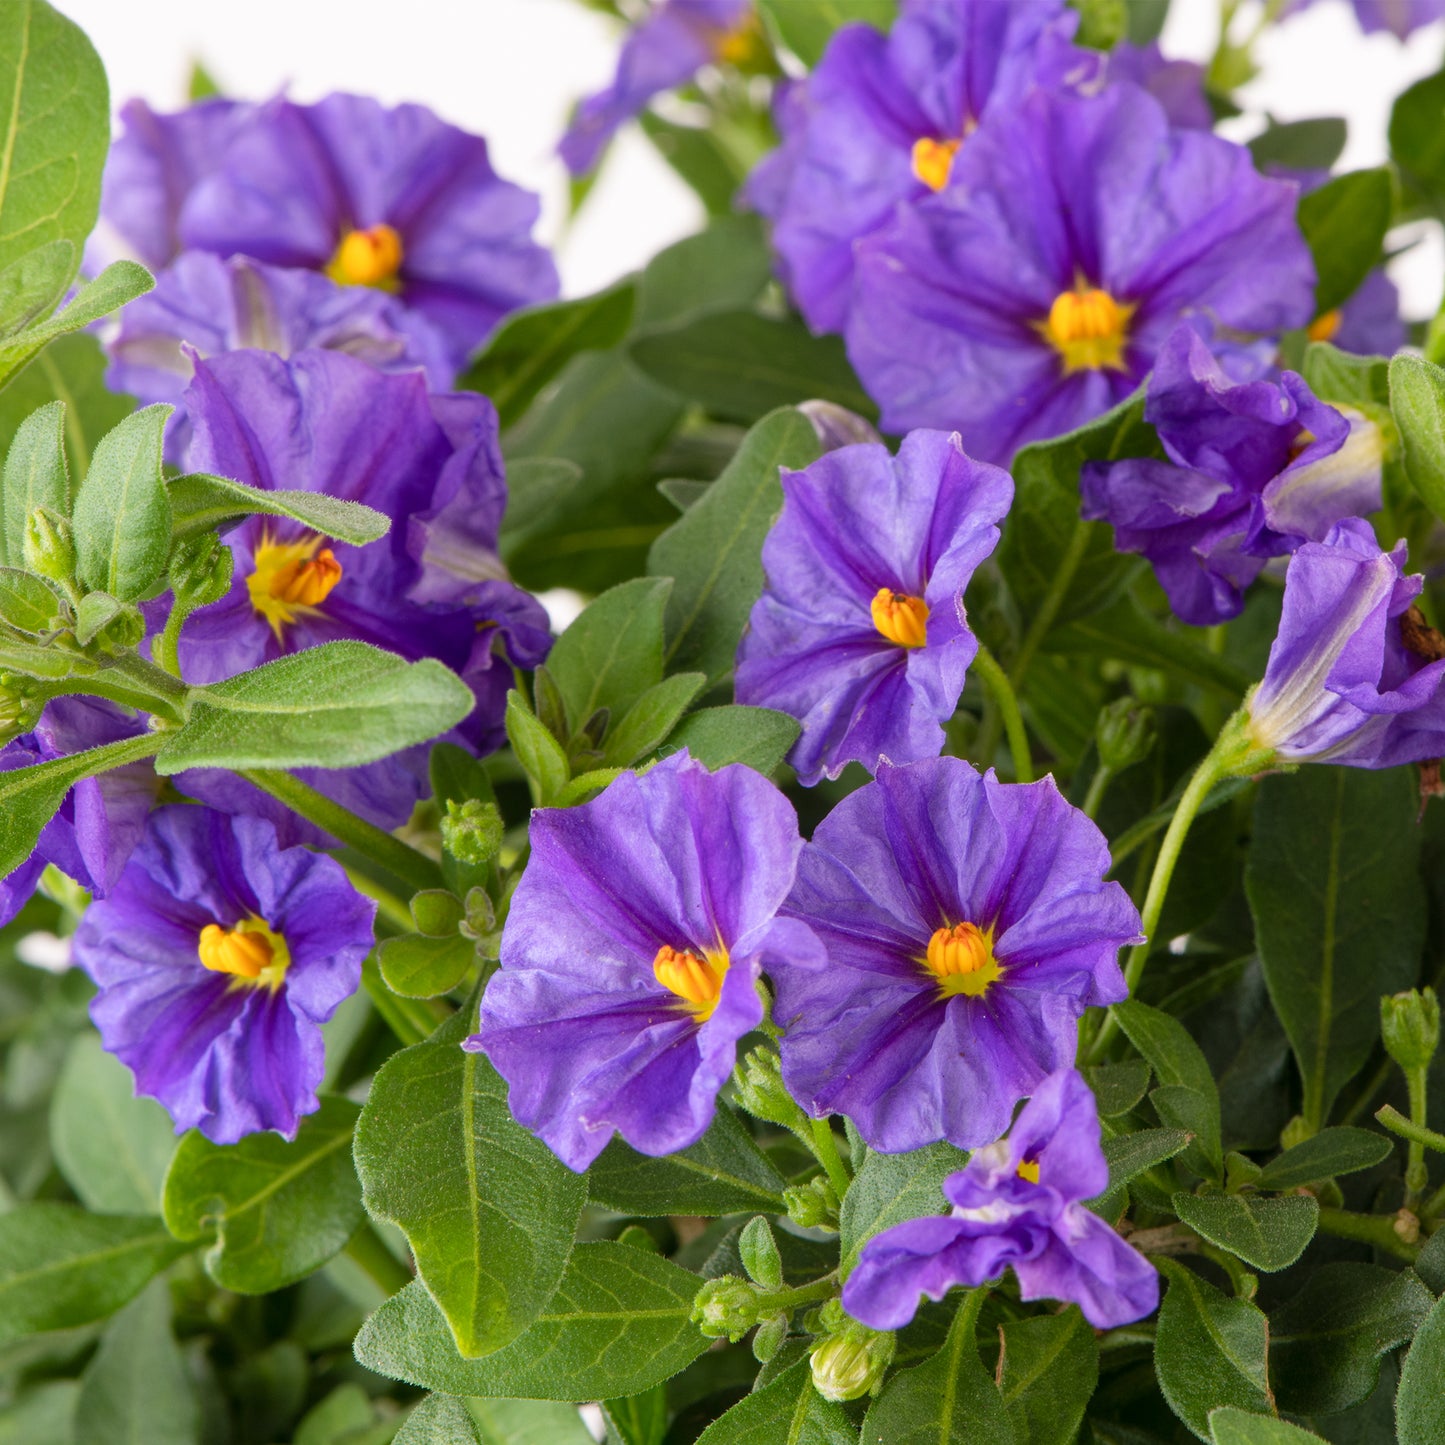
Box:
653, 943, 730, 1022
198, 917, 291, 990
922, 921, 1003, 998
1016, 1158, 1041, 1185
1307, 309, 1342, 344
870, 588, 930, 649
327, 224, 404, 290
714, 13, 766, 65
911, 136, 962, 193
1040, 286, 1135, 375
247, 533, 343, 639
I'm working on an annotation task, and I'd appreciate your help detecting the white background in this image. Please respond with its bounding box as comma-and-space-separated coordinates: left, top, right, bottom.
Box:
53, 0, 1445, 313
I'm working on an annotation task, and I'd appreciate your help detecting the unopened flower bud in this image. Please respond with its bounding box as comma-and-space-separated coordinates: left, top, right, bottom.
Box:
442, 798, 503, 868
752, 1312, 787, 1363
22, 506, 74, 584
739, 1216, 783, 1289
733, 1044, 810, 1136
797, 400, 883, 453
809, 1315, 895, 1403
1381, 987, 1440, 1072
692, 1276, 766, 1343
1096, 698, 1156, 773
784, 1174, 840, 1233
0, 680, 42, 744
169, 533, 234, 609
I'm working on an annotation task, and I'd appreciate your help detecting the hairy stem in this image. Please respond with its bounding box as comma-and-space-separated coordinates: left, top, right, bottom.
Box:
1316, 1205, 1420, 1262
971, 644, 1032, 784
1376, 1104, 1445, 1156
810, 1118, 853, 1200
1081, 763, 1113, 821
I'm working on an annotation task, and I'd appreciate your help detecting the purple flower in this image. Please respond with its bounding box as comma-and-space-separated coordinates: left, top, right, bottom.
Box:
1284, 0, 1445, 38
1105, 41, 1211, 129
0, 699, 159, 926
772, 758, 1140, 1153
560, 0, 757, 175
104, 253, 453, 462
746, 0, 1088, 332
1246, 518, 1445, 767
846, 83, 1315, 464
841, 1069, 1159, 1330
73, 805, 375, 1143
1310, 267, 1406, 357
104, 93, 558, 368
467, 751, 821, 1171
734, 430, 1011, 785
1080, 326, 1383, 625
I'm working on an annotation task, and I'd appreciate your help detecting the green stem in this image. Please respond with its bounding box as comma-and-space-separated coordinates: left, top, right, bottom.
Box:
971, 645, 1032, 784
361, 954, 441, 1047
243, 769, 443, 894
761, 1271, 840, 1315
1082, 764, 1113, 821
1376, 1104, 1445, 1156
344, 1221, 413, 1296
345, 867, 414, 934
1407, 1066, 1431, 1210
1317, 1206, 1420, 1262
153, 602, 186, 679
1010, 520, 1091, 695
1423, 1177, 1445, 1221
809, 1118, 853, 1200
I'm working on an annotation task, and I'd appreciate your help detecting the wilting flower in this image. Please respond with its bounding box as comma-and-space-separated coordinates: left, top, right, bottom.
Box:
468, 751, 821, 1171
846, 82, 1314, 464
773, 758, 1140, 1152
102, 93, 557, 367
1080, 325, 1383, 625
0, 699, 159, 926
104, 253, 453, 461
735, 430, 1011, 785
746, 0, 1087, 332
560, 0, 760, 175
73, 806, 375, 1143
1246, 518, 1445, 767
842, 1069, 1159, 1329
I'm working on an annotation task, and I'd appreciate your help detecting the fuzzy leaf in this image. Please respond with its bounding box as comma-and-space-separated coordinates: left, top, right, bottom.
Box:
1396, 1292, 1445, 1445
840, 1141, 967, 1280
0, 397, 67, 566
693, 1357, 855, 1444
997, 1310, 1099, 1445
666, 705, 800, 775
168, 471, 390, 545
1171, 1193, 1318, 1272
1255, 1127, 1393, 1190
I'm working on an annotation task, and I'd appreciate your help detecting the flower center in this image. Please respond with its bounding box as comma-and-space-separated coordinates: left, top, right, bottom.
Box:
714, 13, 766, 65
246, 532, 343, 640
1016, 1158, 1041, 1185
653, 943, 729, 1022
1040, 286, 1135, 375
911, 137, 962, 192
326, 223, 404, 290
870, 588, 929, 648
1307, 309, 1342, 344
198, 917, 290, 991
922, 921, 1003, 998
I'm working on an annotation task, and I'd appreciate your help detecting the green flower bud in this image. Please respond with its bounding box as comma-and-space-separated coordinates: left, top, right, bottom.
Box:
809, 1317, 895, 1403
22, 506, 75, 585
442, 798, 504, 868
783, 1175, 840, 1233
692, 1275, 766, 1343
1073, 0, 1127, 50
1381, 987, 1440, 1072
1095, 697, 1156, 773
733, 1044, 810, 1135
169, 532, 235, 609
739, 1216, 783, 1289
0, 679, 42, 745
751, 1313, 788, 1364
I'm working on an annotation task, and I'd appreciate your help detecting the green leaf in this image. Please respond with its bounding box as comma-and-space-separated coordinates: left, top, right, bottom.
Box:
693, 1357, 855, 1444
603, 1390, 667, 1445
0, 396, 67, 567
1390, 66, 1445, 207
154, 642, 474, 773
394, 1396, 484, 1445
353, 1243, 708, 1400
161, 1096, 364, 1293
72, 588, 123, 646
1170, 1193, 1318, 1272
997, 1310, 1099, 1445
1269, 1262, 1432, 1416
0, 1203, 190, 1346
1245, 767, 1426, 1131
638, 113, 754, 219
498, 456, 584, 551
1255, 1126, 1393, 1190
467, 1400, 596, 1445
504, 689, 571, 804
378, 931, 476, 999
1247, 118, 1347, 175
353, 1007, 586, 1360
1396, 1292, 1445, 1445
294, 1384, 377, 1445
0, 1382, 78, 1445
72, 404, 172, 601
588, 1103, 787, 1217
1390, 352, 1445, 525
1154, 1259, 1274, 1443
839, 1141, 967, 1280
1416, 1226, 1445, 1293
633, 215, 773, 332
666, 705, 801, 775
756, 0, 894, 66
0, 0, 109, 292
1084, 1060, 1152, 1117
167, 471, 390, 545
630, 312, 875, 426
0, 238, 72, 339
1297, 169, 1393, 317
603, 671, 707, 767
547, 576, 671, 734
0, 565, 64, 633
1208, 1409, 1327, 1445
861, 1308, 1016, 1445
1099, 1128, 1190, 1193
73, 1280, 199, 1445
50, 1031, 177, 1215
649, 407, 820, 686
0, 260, 154, 387
462, 280, 636, 428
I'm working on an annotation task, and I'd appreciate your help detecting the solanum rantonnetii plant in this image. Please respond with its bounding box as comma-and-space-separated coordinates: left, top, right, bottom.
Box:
8, 0, 1445, 1441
